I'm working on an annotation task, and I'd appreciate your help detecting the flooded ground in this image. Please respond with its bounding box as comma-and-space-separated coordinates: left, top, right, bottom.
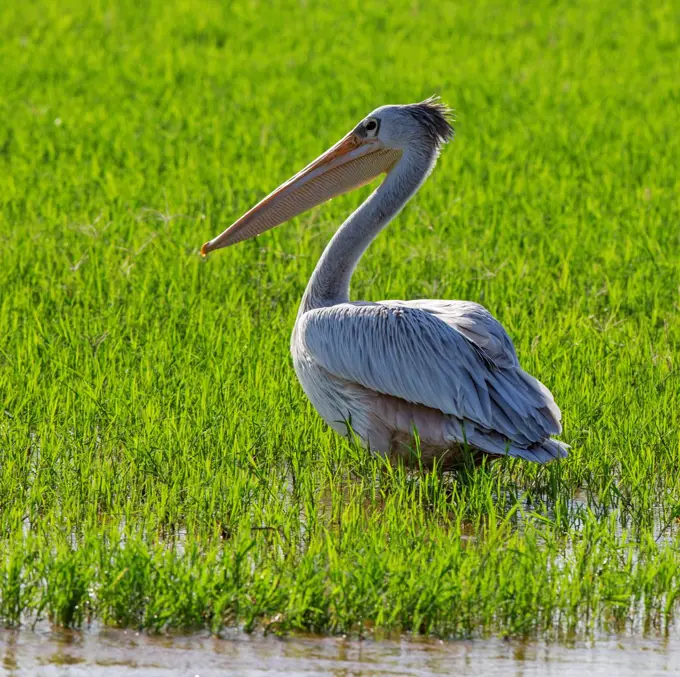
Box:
1, 626, 679, 676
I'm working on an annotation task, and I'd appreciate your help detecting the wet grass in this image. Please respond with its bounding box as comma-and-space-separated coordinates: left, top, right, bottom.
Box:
0, 0, 679, 639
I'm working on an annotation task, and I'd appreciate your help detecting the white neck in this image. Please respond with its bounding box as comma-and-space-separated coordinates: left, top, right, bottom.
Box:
300, 148, 438, 313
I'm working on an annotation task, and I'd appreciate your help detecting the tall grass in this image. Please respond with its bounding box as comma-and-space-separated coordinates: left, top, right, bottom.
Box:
0, 0, 678, 637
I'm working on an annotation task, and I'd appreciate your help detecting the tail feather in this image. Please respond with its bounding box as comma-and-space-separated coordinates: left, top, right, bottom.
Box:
461, 421, 569, 464
505, 437, 570, 464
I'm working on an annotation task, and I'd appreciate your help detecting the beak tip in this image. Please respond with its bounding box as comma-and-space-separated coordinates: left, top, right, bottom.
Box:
200, 242, 210, 257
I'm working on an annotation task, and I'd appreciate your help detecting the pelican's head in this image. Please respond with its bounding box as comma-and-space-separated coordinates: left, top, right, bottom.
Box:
356, 97, 454, 154
201, 97, 453, 255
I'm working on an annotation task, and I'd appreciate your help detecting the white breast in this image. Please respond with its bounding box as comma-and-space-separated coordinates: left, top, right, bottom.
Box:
291, 324, 381, 444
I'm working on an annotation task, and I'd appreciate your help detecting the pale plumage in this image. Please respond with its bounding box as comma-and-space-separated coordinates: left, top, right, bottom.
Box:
203, 97, 568, 468
293, 300, 567, 467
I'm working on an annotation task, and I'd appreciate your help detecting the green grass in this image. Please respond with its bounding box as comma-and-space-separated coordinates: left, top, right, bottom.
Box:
1, 0, 679, 639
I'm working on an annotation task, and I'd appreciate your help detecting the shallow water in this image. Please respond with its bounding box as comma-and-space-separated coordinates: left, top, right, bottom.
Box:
1, 626, 679, 676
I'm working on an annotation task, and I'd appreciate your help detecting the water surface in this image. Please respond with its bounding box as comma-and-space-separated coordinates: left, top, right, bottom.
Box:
1, 626, 679, 676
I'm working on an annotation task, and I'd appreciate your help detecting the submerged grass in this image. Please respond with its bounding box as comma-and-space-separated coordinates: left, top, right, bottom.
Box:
0, 0, 679, 638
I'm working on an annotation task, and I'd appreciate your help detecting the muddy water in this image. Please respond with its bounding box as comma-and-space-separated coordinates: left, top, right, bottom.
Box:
1, 626, 678, 676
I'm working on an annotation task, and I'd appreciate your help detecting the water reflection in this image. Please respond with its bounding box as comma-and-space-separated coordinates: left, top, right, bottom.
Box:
1, 625, 679, 676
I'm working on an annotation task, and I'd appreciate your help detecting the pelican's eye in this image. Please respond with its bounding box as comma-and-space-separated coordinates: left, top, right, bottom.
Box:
364, 118, 379, 136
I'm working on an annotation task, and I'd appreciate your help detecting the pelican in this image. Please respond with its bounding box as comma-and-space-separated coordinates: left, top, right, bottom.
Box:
202, 97, 568, 469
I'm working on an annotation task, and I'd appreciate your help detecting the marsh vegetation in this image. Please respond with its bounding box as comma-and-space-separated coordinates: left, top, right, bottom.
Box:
0, 0, 678, 641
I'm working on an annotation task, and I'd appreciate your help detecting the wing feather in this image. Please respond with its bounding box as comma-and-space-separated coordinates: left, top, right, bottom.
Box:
299, 300, 562, 447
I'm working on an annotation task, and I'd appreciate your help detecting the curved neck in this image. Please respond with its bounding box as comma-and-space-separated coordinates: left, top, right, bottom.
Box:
300, 149, 438, 312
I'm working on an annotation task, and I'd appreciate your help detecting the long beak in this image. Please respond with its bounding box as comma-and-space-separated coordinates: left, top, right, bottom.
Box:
201, 132, 402, 255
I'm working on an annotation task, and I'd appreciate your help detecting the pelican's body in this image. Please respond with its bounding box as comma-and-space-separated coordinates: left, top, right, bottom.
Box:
203, 98, 568, 467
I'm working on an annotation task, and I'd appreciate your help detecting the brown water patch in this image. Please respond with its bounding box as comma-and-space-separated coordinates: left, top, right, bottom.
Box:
1, 625, 679, 676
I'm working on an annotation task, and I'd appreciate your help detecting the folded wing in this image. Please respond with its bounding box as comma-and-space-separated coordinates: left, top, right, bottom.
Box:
298, 300, 563, 449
